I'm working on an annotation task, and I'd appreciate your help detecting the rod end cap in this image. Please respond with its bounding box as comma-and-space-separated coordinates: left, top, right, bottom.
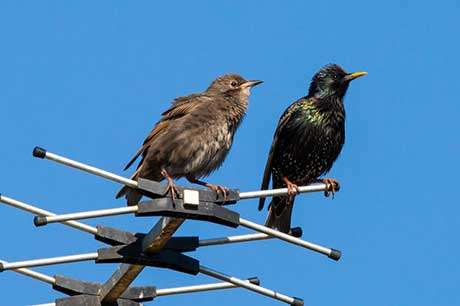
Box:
289, 227, 303, 238
329, 248, 342, 261
33, 147, 47, 159
34, 216, 48, 227
291, 297, 304, 306
248, 277, 260, 285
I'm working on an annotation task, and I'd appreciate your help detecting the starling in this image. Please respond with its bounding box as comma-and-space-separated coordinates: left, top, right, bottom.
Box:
258, 64, 366, 233
116, 74, 263, 205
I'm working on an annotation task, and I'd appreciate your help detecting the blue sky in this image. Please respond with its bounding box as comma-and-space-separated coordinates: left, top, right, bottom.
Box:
1, 1, 459, 305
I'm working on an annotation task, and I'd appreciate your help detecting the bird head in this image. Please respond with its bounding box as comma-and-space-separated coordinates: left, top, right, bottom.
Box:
308, 64, 367, 99
207, 74, 263, 97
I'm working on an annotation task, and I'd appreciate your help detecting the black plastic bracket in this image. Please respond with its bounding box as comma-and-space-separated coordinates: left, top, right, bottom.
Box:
52, 275, 156, 303
136, 198, 240, 228
56, 294, 142, 306
55, 295, 101, 306
95, 225, 199, 252
52, 275, 100, 296
137, 178, 240, 204
94, 226, 200, 275
97, 246, 200, 275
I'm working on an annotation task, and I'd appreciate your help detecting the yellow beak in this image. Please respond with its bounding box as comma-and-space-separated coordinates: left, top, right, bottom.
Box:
345, 71, 368, 81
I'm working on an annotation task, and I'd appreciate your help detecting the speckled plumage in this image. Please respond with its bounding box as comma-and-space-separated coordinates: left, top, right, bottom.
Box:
259, 64, 366, 232
270, 96, 345, 185
116, 74, 262, 205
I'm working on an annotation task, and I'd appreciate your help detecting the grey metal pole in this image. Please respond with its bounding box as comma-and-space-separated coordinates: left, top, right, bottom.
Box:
33, 147, 137, 188
34, 206, 138, 226
199, 265, 303, 305
0, 260, 55, 284
0, 194, 97, 235
239, 182, 330, 199
156, 277, 259, 296
0, 253, 98, 271
239, 218, 341, 261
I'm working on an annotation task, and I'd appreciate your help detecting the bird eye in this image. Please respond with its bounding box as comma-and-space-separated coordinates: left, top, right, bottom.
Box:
231, 81, 238, 87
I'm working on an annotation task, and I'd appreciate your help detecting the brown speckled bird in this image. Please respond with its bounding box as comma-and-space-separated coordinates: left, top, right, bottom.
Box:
116, 74, 262, 205
258, 64, 367, 233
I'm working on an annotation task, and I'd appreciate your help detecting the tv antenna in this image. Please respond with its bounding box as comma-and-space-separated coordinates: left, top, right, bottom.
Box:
0, 147, 341, 305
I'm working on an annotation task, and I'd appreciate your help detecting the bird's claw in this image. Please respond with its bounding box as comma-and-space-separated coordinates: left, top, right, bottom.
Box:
321, 178, 339, 199
284, 179, 299, 200
161, 169, 180, 202
163, 182, 180, 201
206, 183, 229, 201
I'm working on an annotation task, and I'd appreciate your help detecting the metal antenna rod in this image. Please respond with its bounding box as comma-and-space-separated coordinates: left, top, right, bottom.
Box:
156, 277, 260, 296
239, 218, 341, 260
199, 232, 285, 247
239, 182, 330, 199
0, 194, 97, 235
34, 206, 139, 225
0, 253, 98, 271
199, 227, 302, 247
33, 147, 137, 188
0, 260, 55, 284
200, 265, 303, 305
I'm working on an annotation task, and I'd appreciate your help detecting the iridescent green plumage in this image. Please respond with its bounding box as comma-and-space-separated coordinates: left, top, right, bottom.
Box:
293, 100, 326, 124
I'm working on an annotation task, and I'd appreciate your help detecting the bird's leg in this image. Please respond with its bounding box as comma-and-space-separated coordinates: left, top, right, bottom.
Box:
161, 169, 180, 201
320, 178, 340, 198
282, 176, 299, 200
186, 176, 229, 200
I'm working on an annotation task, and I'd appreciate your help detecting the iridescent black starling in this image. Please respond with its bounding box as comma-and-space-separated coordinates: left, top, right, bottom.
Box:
258, 64, 366, 233
116, 74, 262, 205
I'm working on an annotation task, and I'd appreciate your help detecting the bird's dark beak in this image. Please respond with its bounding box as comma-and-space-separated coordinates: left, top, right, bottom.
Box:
343, 71, 368, 82
241, 80, 263, 88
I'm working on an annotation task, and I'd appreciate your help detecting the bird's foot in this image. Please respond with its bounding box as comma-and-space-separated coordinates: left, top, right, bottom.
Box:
205, 183, 229, 200
283, 176, 299, 200
321, 178, 340, 198
161, 169, 180, 201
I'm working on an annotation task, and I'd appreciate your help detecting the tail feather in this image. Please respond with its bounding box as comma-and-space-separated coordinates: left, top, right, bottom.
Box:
115, 185, 143, 206
115, 185, 129, 199
258, 143, 275, 211
115, 167, 143, 206
265, 196, 294, 233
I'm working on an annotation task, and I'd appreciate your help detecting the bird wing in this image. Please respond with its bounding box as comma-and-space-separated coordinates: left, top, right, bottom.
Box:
161, 94, 203, 119
258, 103, 298, 211
123, 94, 210, 171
